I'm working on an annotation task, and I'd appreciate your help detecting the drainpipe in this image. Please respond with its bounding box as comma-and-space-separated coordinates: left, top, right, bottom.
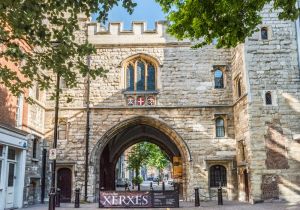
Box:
84, 56, 91, 202
295, 1, 300, 72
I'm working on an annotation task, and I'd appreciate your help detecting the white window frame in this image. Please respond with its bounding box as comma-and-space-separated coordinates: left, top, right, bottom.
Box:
15, 94, 23, 128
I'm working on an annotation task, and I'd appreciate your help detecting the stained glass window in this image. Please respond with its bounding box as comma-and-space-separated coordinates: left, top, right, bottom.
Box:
125, 57, 157, 92
147, 64, 155, 91
136, 61, 145, 91
126, 65, 134, 91
214, 70, 224, 88
210, 165, 227, 187
216, 117, 225, 137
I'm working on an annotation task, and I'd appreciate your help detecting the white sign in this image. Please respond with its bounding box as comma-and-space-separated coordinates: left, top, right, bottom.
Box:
49, 149, 57, 160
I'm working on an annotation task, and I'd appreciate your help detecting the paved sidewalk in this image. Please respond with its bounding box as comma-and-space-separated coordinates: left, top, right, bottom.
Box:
20, 201, 300, 210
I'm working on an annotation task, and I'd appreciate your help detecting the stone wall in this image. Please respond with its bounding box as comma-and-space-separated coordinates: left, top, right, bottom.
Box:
244, 3, 300, 203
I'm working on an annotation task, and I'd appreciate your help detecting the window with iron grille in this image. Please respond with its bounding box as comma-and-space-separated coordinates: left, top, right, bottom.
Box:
210, 165, 227, 187
265, 92, 272, 105
216, 117, 225, 137
214, 70, 224, 88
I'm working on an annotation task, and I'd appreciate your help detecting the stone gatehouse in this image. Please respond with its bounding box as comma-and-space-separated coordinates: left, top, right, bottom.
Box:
43, 5, 300, 205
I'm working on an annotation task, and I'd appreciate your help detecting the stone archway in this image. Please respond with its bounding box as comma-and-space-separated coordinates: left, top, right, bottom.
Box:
90, 116, 191, 199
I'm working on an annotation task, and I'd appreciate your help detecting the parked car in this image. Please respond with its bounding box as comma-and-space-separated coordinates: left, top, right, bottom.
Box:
167, 179, 174, 185
116, 179, 132, 187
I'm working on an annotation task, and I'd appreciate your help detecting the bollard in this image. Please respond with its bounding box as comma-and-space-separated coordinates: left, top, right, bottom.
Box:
150, 182, 153, 190
194, 187, 200, 207
138, 183, 140, 191
99, 187, 104, 208
162, 181, 165, 191
218, 187, 223, 205
48, 188, 56, 210
75, 188, 80, 208
55, 188, 61, 207
125, 182, 129, 191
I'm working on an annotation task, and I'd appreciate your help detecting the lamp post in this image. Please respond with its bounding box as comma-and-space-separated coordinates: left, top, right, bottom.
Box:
49, 71, 60, 210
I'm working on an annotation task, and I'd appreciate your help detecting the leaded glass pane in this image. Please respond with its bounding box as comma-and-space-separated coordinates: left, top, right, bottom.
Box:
136, 61, 145, 91
126, 65, 134, 91
265, 92, 272, 105
214, 70, 224, 88
147, 64, 155, 90
216, 118, 225, 137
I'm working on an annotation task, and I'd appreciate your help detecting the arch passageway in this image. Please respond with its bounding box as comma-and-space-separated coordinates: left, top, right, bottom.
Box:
91, 116, 191, 198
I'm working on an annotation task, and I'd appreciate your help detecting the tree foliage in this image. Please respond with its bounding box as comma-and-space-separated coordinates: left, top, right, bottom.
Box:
156, 0, 300, 48
0, 0, 136, 97
1, 0, 299, 96
127, 142, 169, 181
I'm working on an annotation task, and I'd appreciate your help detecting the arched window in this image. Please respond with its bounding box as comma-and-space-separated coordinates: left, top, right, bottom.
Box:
125, 57, 157, 91
214, 70, 224, 88
237, 78, 242, 98
265, 91, 272, 105
58, 120, 67, 140
216, 117, 225, 137
210, 165, 227, 187
261, 27, 268, 40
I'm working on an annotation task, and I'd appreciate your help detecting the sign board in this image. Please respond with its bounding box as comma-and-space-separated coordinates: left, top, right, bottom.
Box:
173, 156, 182, 179
49, 149, 57, 160
99, 191, 152, 208
99, 191, 179, 208
152, 191, 179, 208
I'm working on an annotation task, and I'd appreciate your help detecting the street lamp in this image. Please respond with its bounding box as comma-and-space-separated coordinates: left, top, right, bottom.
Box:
49, 41, 61, 210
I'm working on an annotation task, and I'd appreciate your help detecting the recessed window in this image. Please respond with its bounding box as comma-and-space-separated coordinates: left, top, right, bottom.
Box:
126, 58, 156, 91
58, 120, 67, 140
216, 117, 225, 137
237, 78, 242, 98
8, 148, 16, 160
60, 77, 66, 89
214, 70, 224, 89
15, 94, 23, 128
32, 138, 38, 159
265, 91, 272, 105
261, 27, 268, 40
210, 165, 227, 187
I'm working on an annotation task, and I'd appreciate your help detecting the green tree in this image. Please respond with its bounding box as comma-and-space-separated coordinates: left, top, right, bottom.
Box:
0, 0, 136, 97
127, 142, 169, 184
156, 0, 300, 48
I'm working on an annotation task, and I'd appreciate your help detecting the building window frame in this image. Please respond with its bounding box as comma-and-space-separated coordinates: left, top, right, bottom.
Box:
32, 138, 38, 159
123, 55, 159, 93
212, 65, 227, 89
235, 77, 242, 98
265, 91, 272, 105
215, 117, 226, 138
261, 27, 268, 40
15, 94, 23, 128
58, 119, 68, 140
209, 165, 227, 187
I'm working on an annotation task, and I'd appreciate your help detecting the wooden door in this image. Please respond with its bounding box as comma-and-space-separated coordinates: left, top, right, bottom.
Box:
57, 168, 72, 202
5, 162, 16, 208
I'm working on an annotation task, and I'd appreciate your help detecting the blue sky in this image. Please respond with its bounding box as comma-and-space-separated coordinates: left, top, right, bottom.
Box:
99, 0, 166, 30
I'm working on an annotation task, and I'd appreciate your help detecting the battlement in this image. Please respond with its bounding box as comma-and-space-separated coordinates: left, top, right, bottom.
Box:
87, 21, 188, 46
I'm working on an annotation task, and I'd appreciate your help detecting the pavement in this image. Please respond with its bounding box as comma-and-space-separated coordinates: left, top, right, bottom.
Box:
19, 200, 300, 210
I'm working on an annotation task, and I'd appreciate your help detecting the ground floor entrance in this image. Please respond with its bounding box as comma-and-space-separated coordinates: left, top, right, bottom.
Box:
90, 116, 192, 200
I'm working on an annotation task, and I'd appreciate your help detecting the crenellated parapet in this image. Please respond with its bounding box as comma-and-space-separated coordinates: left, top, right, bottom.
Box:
87, 21, 189, 46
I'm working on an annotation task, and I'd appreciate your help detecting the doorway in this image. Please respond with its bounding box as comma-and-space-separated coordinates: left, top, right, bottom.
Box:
244, 169, 250, 202
5, 162, 16, 209
57, 168, 72, 202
